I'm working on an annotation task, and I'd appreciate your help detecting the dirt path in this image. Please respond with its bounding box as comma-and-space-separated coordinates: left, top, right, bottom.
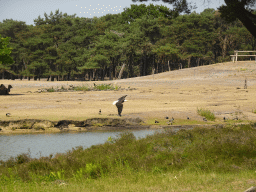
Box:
0, 61, 256, 125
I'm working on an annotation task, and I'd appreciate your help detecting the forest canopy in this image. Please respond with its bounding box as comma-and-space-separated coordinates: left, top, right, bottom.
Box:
0, 3, 255, 81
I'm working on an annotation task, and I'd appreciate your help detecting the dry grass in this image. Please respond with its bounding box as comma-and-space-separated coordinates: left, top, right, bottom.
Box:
0, 61, 256, 124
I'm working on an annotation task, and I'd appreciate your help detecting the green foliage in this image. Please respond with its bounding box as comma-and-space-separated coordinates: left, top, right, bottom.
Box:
16, 153, 31, 164
121, 4, 176, 23
197, 108, 216, 121
92, 83, 119, 91
1, 124, 256, 186
48, 169, 65, 181
73, 85, 90, 91
43, 84, 121, 92
0, 34, 14, 73
0, 4, 255, 80
47, 87, 55, 92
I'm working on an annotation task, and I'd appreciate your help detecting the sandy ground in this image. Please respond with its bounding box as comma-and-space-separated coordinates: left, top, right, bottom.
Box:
0, 61, 256, 124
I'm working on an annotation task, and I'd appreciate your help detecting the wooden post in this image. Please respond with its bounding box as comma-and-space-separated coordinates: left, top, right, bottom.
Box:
118, 63, 126, 79
235, 50, 238, 62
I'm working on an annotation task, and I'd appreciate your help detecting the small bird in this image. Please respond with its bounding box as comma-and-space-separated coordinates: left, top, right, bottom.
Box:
233, 117, 238, 120
165, 116, 169, 119
203, 117, 207, 122
99, 109, 101, 115
113, 95, 128, 116
155, 120, 159, 123
187, 116, 190, 120
6, 113, 11, 117
223, 116, 226, 121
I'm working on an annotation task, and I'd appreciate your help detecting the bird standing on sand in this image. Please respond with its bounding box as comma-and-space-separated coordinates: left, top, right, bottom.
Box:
113, 95, 127, 116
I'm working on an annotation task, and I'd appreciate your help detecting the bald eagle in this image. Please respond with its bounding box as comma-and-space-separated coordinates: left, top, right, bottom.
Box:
113, 95, 127, 116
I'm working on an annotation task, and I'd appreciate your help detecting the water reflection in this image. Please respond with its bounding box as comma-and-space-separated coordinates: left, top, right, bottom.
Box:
0, 129, 158, 161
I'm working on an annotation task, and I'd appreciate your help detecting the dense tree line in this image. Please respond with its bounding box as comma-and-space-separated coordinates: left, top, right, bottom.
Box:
0, 4, 255, 81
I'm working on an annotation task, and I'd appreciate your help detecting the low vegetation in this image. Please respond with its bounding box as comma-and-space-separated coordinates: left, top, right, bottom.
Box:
197, 108, 216, 121
43, 84, 121, 92
1, 124, 256, 191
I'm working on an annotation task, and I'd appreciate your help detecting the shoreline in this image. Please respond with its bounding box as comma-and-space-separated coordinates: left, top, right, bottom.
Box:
0, 117, 238, 135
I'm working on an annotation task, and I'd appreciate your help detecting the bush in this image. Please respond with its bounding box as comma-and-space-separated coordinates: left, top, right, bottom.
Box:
1, 124, 256, 184
197, 108, 216, 121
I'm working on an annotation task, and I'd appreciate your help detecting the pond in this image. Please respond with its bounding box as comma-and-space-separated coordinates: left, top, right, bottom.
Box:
0, 129, 159, 161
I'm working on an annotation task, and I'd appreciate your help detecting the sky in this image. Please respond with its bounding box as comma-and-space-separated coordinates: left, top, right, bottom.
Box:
0, 0, 225, 26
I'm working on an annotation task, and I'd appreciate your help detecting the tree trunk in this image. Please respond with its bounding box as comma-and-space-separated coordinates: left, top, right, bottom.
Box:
197, 58, 200, 67
118, 63, 126, 79
2, 71, 4, 79
89, 70, 92, 81
222, 36, 227, 59
93, 69, 96, 81
224, 0, 256, 39
109, 65, 112, 80
143, 55, 146, 76
168, 60, 171, 71
101, 68, 104, 81
128, 55, 134, 77
188, 57, 191, 68
96, 69, 99, 81
161, 59, 164, 73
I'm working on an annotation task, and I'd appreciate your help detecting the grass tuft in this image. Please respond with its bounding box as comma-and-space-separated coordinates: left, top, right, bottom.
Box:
47, 87, 55, 92
45, 84, 121, 92
197, 108, 216, 121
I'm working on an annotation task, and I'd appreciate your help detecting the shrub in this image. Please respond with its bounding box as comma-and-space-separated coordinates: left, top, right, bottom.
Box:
113, 131, 136, 146
197, 108, 216, 121
47, 87, 55, 92
16, 153, 31, 164
93, 83, 120, 91
73, 85, 90, 91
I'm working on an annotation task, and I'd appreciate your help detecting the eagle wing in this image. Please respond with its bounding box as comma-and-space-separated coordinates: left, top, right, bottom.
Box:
118, 95, 127, 103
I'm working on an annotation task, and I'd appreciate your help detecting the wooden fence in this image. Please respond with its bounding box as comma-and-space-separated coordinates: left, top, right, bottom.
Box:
230, 51, 256, 62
